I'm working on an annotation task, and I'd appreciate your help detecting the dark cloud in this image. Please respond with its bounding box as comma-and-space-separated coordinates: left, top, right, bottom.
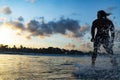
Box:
51, 18, 80, 34
18, 16, 24, 22
0, 6, 12, 15
71, 25, 90, 38
26, 18, 87, 38
27, 20, 52, 36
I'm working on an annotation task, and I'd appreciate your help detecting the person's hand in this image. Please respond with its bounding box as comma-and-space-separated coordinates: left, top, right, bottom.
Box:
91, 38, 94, 42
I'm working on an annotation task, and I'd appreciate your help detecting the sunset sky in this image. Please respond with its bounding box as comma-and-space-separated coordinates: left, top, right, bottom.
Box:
0, 0, 120, 51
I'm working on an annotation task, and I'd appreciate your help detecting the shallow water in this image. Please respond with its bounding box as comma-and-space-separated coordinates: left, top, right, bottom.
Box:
0, 54, 119, 80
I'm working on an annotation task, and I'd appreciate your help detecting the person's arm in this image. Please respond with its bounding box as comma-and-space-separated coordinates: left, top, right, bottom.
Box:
91, 21, 96, 42
110, 21, 115, 42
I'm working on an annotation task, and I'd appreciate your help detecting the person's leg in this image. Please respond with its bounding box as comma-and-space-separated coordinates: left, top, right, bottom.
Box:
92, 48, 97, 66
106, 48, 117, 66
92, 42, 100, 66
103, 42, 117, 66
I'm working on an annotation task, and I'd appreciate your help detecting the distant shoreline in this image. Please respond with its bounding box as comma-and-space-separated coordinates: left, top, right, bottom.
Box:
0, 51, 90, 56
0, 44, 119, 57
1, 51, 119, 57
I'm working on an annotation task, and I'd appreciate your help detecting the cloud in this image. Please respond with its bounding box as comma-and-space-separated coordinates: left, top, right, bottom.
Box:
80, 25, 90, 32
26, 18, 85, 38
71, 13, 80, 16
1, 17, 90, 39
26, 20, 53, 37
18, 16, 24, 22
0, 6, 12, 15
79, 42, 93, 51
4, 21, 25, 31
26, 0, 37, 3
105, 6, 117, 13
71, 25, 90, 38
65, 43, 76, 50
53, 18, 80, 34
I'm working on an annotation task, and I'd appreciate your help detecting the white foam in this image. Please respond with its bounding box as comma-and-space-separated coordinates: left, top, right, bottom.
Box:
73, 63, 119, 79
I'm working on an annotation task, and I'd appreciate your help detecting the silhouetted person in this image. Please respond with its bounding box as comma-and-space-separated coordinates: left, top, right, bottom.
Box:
91, 10, 117, 66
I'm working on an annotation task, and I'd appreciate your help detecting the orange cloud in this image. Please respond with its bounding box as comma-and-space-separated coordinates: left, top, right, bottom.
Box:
65, 43, 76, 50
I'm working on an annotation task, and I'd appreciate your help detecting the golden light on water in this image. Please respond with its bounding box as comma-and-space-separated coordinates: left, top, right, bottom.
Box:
0, 54, 74, 79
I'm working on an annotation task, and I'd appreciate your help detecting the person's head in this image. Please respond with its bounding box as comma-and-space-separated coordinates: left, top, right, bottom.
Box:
97, 10, 110, 19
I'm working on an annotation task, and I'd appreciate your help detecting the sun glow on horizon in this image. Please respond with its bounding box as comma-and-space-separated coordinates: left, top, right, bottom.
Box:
0, 25, 47, 48
0, 26, 18, 45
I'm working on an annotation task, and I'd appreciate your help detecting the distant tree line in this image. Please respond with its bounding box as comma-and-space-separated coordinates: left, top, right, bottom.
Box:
0, 44, 92, 55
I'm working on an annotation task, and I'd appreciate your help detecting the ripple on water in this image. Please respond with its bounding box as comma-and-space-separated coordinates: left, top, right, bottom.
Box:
0, 54, 119, 80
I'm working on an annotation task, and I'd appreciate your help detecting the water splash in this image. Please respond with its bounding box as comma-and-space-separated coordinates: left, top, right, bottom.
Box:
72, 56, 120, 79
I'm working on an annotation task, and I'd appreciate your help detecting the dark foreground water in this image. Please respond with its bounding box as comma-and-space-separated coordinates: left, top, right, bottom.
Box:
0, 54, 119, 80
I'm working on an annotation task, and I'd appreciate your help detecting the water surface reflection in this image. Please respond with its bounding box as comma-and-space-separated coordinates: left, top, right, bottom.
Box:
0, 54, 119, 80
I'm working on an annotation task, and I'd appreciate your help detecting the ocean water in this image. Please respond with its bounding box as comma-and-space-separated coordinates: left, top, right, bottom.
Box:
0, 54, 119, 80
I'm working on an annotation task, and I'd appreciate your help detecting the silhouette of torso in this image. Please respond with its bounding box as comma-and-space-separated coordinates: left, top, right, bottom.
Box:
93, 18, 112, 39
